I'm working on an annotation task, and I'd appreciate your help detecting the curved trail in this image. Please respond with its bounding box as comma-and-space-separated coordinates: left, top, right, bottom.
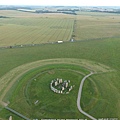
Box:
77, 72, 97, 120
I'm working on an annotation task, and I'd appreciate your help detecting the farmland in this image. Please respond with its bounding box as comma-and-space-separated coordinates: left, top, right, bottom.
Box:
74, 11, 120, 40
0, 9, 120, 120
0, 10, 74, 47
1, 10, 120, 47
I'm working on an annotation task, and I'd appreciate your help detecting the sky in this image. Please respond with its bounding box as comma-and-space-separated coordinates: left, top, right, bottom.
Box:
0, 0, 120, 6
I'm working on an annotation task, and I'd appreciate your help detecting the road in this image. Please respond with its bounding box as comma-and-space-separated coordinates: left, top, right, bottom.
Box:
77, 72, 97, 120
5, 106, 30, 120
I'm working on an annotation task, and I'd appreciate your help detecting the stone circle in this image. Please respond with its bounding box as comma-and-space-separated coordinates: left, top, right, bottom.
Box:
50, 78, 74, 94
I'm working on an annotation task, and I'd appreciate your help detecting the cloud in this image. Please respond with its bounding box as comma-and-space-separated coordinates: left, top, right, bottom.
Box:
0, 0, 120, 6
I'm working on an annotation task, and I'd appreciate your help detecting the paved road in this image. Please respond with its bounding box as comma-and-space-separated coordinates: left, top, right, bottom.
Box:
77, 72, 97, 120
5, 106, 30, 120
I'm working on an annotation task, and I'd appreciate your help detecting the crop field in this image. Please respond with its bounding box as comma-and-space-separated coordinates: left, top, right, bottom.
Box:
1, 10, 120, 47
0, 10, 74, 47
73, 11, 120, 40
0, 10, 120, 120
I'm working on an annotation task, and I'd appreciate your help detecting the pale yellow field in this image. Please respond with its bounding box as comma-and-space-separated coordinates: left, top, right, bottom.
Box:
74, 12, 120, 40
1, 10, 120, 46
0, 10, 75, 47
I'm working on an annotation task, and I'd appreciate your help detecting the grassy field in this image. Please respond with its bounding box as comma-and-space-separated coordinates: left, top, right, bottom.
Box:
86, 72, 120, 118
0, 10, 120, 119
7, 64, 87, 119
0, 37, 119, 78
0, 38, 120, 119
0, 59, 112, 119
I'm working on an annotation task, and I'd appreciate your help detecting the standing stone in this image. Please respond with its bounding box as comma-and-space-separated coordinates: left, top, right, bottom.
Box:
66, 82, 68, 88
62, 87, 64, 91
55, 81, 58, 86
59, 79, 62, 83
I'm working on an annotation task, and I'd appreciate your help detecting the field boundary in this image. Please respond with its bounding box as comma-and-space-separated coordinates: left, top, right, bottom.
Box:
0, 36, 120, 50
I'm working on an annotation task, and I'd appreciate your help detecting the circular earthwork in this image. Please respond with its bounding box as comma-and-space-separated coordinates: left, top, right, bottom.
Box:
0, 58, 106, 119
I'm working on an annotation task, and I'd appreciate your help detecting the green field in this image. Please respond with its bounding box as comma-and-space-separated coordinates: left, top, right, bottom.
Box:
7, 64, 87, 119
0, 10, 120, 120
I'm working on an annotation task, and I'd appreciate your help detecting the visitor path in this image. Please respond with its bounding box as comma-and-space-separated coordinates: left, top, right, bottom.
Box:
77, 72, 97, 120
